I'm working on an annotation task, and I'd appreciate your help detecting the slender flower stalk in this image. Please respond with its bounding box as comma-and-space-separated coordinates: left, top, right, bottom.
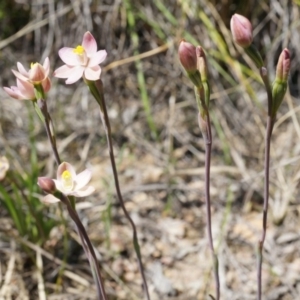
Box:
197, 47, 219, 300
195, 88, 220, 300
231, 16, 291, 298
257, 66, 274, 300
54, 31, 150, 300
230, 15, 281, 299
60, 193, 108, 300
256, 50, 290, 300
87, 79, 150, 300
180, 42, 219, 299
37, 99, 108, 299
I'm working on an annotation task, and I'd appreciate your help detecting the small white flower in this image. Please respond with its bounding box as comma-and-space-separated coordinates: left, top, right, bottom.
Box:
54, 32, 107, 84
39, 162, 95, 204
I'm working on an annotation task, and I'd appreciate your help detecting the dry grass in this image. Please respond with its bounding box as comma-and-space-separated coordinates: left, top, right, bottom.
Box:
1, 0, 300, 299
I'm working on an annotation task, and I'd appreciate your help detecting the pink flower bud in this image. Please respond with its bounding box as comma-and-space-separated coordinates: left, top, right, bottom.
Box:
271, 48, 291, 117
196, 46, 208, 81
230, 14, 253, 48
178, 40, 202, 87
38, 177, 56, 193
275, 48, 290, 82
178, 40, 197, 73
29, 63, 48, 84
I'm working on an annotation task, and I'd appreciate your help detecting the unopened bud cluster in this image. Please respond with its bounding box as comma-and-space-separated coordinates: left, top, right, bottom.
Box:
178, 40, 211, 111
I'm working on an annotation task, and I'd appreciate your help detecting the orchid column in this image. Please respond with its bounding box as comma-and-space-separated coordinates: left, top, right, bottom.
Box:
231, 14, 291, 300
179, 40, 220, 300
54, 31, 150, 300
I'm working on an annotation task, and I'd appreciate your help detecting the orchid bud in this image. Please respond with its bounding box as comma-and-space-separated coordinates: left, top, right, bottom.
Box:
230, 14, 264, 68
230, 14, 253, 48
30, 63, 48, 84
38, 177, 56, 194
275, 48, 290, 82
196, 46, 210, 108
178, 40, 202, 88
271, 48, 290, 117
196, 46, 209, 81
29, 61, 51, 98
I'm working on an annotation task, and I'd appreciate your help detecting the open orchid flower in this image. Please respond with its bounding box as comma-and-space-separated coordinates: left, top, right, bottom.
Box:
4, 58, 51, 100
54, 31, 107, 84
38, 162, 95, 203
12, 58, 51, 86
0, 156, 9, 181
4, 78, 36, 100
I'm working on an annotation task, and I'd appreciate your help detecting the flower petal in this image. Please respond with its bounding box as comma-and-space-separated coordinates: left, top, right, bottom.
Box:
72, 186, 95, 197
58, 47, 82, 66
17, 62, 29, 76
88, 50, 107, 67
53, 179, 63, 192
65, 66, 85, 84
84, 66, 101, 81
41, 194, 61, 204
82, 32, 97, 54
17, 79, 35, 99
43, 57, 50, 76
53, 65, 74, 78
74, 169, 92, 190
29, 63, 47, 83
42, 77, 52, 93
12, 69, 28, 82
57, 162, 77, 182
3, 86, 22, 100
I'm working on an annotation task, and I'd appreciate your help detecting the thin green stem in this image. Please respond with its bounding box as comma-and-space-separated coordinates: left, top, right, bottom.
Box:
91, 80, 150, 300
257, 116, 274, 300
36, 99, 61, 165
61, 195, 108, 300
259, 68, 273, 115
257, 67, 274, 300
198, 111, 220, 300
35, 98, 107, 299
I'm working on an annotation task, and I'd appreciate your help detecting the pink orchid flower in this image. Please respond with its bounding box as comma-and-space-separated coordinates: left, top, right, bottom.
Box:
4, 58, 51, 100
12, 57, 51, 86
54, 31, 107, 84
0, 156, 9, 181
4, 78, 36, 100
38, 162, 95, 204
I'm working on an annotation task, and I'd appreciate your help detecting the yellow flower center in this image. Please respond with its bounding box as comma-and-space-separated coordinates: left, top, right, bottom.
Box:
30, 62, 38, 69
62, 170, 74, 190
73, 45, 85, 55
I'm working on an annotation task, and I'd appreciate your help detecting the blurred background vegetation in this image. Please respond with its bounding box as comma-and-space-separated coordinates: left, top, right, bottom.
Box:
0, 0, 300, 299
